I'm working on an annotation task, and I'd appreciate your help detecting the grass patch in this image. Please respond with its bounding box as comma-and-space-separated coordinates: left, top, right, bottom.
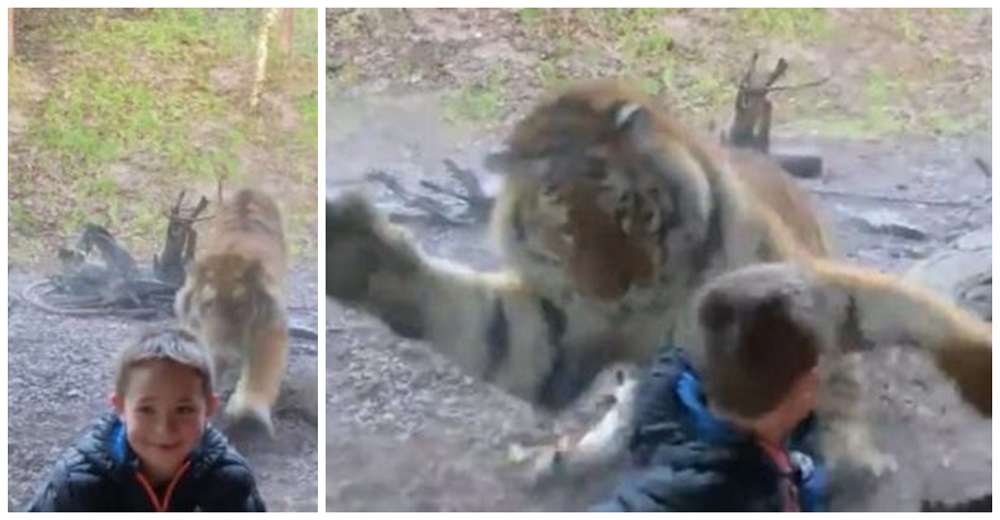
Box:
8, 60, 38, 107
295, 92, 319, 147
516, 9, 735, 118
9, 8, 318, 264
29, 11, 252, 181
328, 8, 365, 40
734, 8, 832, 40
859, 68, 908, 135
895, 9, 922, 44
79, 9, 247, 61
515, 8, 546, 26
586, 9, 676, 68
442, 65, 508, 123
290, 8, 320, 62
796, 68, 910, 138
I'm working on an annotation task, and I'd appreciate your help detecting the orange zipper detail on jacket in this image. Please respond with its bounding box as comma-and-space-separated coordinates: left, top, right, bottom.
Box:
135, 459, 192, 512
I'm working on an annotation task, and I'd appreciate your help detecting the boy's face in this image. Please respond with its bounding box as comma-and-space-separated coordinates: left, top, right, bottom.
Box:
713, 367, 820, 440
111, 360, 219, 482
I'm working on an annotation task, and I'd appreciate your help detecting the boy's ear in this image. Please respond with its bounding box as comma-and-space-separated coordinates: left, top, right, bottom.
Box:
206, 393, 221, 418
793, 366, 821, 402
110, 393, 125, 415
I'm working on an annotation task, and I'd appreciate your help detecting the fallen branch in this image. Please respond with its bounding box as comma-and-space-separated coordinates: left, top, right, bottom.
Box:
365, 169, 470, 226
756, 75, 831, 93
726, 51, 777, 152
365, 161, 496, 226
722, 52, 827, 179
443, 158, 489, 201
154, 191, 210, 287
18, 198, 319, 342
420, 159, 495, 222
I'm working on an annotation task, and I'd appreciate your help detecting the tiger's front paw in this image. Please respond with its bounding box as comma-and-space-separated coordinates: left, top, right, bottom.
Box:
508, 436, 574, 486
325, 192, 423, 301
826, 441, 899, 490
863, 450, 899, 478
221, 401, 275, 439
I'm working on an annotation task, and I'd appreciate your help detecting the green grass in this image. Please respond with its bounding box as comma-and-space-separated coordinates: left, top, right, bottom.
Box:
328, 8, 364, 40
290, 8, 320, 62
896, 9, 922, 44
734, 8, 832, 40
9, 201, 39, 231
442, 65, 508, 123
513, 9, 739, 119
859, 68, 907, 135
295, 91, 319, 148
7, 60, 36, 106
796, 68, 909, 138
30, 11, 251, 181
77, 9, 245, 61
9, 8, 319, 263
515, 8, 546, 25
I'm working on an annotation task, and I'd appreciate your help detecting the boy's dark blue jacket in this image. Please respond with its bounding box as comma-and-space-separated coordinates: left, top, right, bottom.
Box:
592, 351, 829, 512
25, 413, 267, 512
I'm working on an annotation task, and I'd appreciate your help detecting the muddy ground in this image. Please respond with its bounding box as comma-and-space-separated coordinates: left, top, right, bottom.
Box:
324, 8, 991, 512
7, 264, 319, 512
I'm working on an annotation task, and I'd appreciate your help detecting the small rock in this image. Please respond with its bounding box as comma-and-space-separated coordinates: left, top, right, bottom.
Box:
955, 227, 992, 251
846, 208, 929, 240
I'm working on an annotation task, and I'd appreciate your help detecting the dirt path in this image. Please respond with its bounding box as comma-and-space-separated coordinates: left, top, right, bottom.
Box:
7, 264, 319, 512
325, 8, 991, 512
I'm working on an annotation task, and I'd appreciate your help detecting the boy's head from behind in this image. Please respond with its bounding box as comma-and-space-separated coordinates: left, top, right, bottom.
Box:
111, 326, 219, 484
694, 264, 826, 437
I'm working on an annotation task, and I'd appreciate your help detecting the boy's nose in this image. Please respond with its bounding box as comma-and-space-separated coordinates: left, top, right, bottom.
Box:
157, 416, 179, 434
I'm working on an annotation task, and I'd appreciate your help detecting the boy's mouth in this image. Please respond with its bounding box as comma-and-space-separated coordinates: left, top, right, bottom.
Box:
153, 442, 183, 452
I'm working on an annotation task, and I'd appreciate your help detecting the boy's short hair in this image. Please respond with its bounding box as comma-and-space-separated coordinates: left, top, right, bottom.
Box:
696, 269, 821, 419
114, 325, 215, 398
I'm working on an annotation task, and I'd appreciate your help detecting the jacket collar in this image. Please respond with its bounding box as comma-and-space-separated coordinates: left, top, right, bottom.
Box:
673, 364, 745, 445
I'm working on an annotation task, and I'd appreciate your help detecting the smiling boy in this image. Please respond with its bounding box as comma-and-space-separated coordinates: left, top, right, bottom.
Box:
26, 326, 267, 512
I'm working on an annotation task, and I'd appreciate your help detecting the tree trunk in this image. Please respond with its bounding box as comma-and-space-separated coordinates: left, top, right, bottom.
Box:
8, 9, 14, 59
250, 8, 280, 110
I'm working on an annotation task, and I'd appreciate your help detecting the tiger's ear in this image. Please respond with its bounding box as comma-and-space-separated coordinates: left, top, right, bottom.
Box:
611, 101, 656, 146
484, 149, 551, 178
613, 102, 644, 129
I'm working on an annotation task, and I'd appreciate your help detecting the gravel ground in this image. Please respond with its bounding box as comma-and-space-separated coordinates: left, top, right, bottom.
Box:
8, 264, 320, 512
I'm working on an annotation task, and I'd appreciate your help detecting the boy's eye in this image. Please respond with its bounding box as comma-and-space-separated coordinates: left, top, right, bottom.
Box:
137, 406, 156, 415
177, 405, 196, 414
